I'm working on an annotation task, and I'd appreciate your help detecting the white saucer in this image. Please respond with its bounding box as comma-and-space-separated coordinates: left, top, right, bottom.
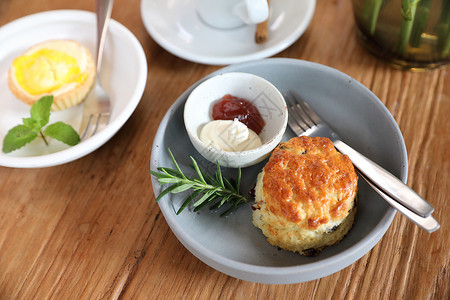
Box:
140, 0, 316, 65
0, 10, 147, 168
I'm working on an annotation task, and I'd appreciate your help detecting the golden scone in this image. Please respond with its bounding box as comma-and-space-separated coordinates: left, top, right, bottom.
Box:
8, 39, 96, 111
252, 136, 358, 256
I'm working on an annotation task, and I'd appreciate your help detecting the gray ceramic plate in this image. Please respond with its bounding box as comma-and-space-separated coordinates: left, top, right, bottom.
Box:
150, 58, 406, 284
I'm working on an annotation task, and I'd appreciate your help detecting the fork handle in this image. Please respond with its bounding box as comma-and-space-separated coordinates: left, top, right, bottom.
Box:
333, 140, 435, 218
357, 171, 440, 233
95, 0, 114, 74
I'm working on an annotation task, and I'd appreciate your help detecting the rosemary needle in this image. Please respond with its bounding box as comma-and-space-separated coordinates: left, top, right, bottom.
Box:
150, 149, 249, 216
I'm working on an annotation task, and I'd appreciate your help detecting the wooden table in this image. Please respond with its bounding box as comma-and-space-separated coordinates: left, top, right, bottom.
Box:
1, 0, 448, 299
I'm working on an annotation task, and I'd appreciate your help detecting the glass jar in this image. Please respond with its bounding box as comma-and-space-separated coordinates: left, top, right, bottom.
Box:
351, 0, 450, 70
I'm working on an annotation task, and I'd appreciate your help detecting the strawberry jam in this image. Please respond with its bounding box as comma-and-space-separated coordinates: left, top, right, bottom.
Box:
212, 94, 265, 134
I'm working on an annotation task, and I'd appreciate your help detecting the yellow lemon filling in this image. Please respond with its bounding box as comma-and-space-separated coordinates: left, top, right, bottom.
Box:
12, 49, 87, 95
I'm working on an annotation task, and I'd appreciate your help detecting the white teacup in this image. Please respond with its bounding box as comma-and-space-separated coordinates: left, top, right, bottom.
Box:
197, 0, 269, 30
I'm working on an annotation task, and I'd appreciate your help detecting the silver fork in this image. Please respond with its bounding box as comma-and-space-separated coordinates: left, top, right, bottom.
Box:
285, 90, 440, 233
79, 0, 113, 140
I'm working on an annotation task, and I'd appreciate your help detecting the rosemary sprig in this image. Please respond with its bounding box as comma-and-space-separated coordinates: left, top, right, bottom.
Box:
150, 149, 249, 216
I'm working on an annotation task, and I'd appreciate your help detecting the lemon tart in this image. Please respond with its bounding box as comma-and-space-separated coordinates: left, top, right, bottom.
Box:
8, 39, 96, 111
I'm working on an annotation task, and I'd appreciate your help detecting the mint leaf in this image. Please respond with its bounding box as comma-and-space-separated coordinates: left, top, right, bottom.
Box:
2, 95, 80, 153
44, 122, 80, 146
2, 125, 38, 153
30, 95, 53, 128
22, 117, 39, 129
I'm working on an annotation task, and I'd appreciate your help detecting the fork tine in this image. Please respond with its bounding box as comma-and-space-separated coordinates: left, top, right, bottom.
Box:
90, 114, 102, 136
290, 90, 323, 126
286, 91, 318, 130
285, 93, 308, 135
97, 113, 111, 133
288, 92, 315, 129
80, 114, 99, 141
80, 112, 111, 141
80, 115, 94, 140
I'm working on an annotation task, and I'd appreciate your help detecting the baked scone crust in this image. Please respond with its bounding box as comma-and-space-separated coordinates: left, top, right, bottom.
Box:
252, 136, 358, 255
8, 39, 96, 111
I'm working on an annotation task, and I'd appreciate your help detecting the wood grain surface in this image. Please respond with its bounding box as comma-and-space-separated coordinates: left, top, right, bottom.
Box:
0, 0, 448, 299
